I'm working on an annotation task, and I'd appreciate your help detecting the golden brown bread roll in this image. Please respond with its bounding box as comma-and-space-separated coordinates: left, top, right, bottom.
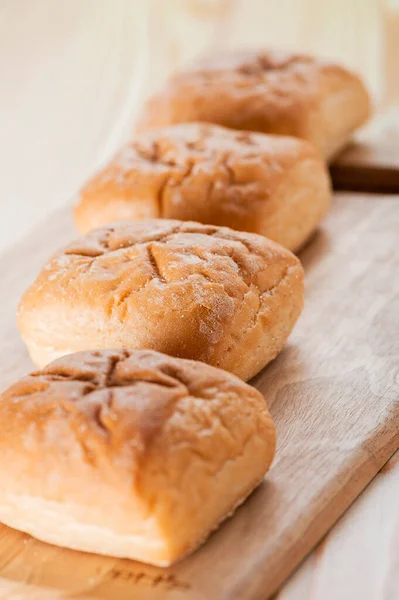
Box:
17, 219, 304, 379
138, 49, 371, 160
75, 123, 331, 251
0, 349, 276, 565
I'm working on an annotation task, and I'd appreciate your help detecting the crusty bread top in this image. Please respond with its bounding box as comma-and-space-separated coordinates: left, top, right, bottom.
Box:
22, 218, 300, 300
76, 122, 324, 234
0, 349, 189, 479
138, 49, 371, 152
82, 122, 319, 198
0, 349, 275, 508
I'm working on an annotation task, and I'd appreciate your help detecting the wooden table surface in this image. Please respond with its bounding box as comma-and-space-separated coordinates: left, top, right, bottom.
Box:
0, 1, 399, 598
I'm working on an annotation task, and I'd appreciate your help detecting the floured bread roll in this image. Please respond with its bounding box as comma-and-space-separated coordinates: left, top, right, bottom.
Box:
17, 219, 304, 379
138, 49, 371, 160
0, 349, 276, 565
75, 123, 331, 252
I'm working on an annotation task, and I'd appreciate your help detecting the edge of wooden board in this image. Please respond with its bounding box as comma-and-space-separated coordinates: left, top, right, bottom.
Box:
331, 109, 399, 193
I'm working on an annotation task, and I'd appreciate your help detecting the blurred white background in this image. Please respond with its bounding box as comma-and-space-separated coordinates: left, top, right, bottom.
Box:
0, 0, 398, 251
0, 0, 148, 251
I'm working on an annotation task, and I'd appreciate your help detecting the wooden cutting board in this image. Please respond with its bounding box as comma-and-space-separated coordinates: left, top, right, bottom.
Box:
0, 193, 398, 600
331, 109, 399, 192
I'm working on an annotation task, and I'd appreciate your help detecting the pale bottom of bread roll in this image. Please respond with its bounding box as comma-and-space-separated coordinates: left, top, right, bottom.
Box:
315, 82, 369, 162
261, 157, 330, 252
24, 340, 77, 371
0, 433, 267, 566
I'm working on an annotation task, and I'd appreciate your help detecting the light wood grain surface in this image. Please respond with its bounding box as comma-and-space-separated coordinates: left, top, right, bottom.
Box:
1, 1, 399, 598
0, 195, 398, 600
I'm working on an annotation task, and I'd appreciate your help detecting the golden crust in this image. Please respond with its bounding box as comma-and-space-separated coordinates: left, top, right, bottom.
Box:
75, 123, 331, 251
138, 49, 371, 160
17, 219, 304, 379
0, 349, 276, 565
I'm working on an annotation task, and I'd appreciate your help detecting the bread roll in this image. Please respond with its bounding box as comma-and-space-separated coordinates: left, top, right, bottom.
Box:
0, 349, 276, 566
75, 123, 331, 251
17, 219, 304, 379
138, 49, 371, 160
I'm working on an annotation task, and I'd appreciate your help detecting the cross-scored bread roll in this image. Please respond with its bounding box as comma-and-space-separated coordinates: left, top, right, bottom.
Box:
138, 49, 371, 160
75, 123, 331, 252
0, 349, 276, 566
17, 220, 304, 379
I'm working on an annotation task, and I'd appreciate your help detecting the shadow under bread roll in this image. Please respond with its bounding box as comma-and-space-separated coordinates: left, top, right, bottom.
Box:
137, 49, 371, 161
0, 349, 276, 566
17, 219, 304, 380
75, 123, 331, 253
